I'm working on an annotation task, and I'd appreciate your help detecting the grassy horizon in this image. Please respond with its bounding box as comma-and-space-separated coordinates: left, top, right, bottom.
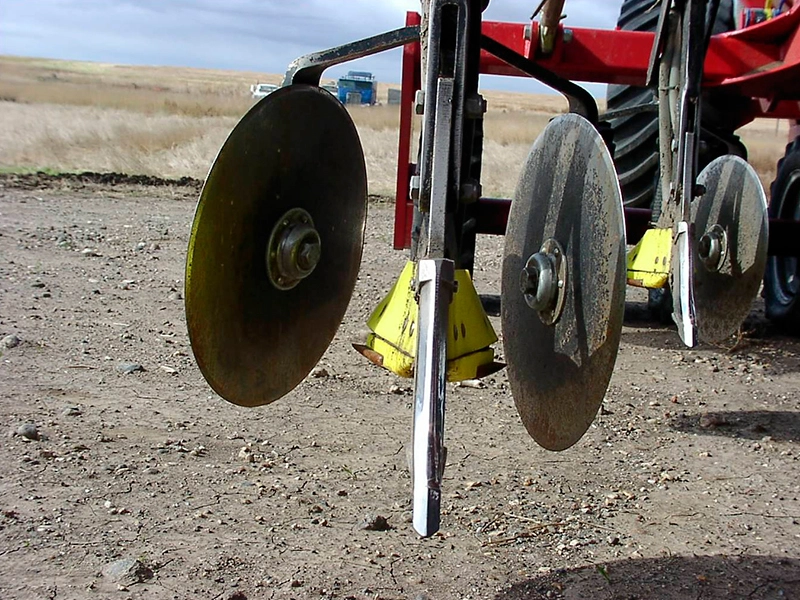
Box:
0, 55, 787, 197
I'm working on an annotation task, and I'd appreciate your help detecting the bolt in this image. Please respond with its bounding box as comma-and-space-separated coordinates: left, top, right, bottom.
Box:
520, 252, 558, 312
698, 235, 711, 258
563, 28, 573, 44
296, 237, 321, 272
520, 264, 540, 297
697, 234, 719, 271
523, 24, 532, 41
414, 89, 425, 115
410, 175, 421, 201
460, 180, 481, 203
465, 94, 487, 119
698, 225, 725, 272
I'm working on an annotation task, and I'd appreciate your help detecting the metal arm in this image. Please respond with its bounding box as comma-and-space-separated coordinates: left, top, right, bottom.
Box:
411, 0, 472, 537
283, 26, 419, 87
656, 0, 709, 347
480, 33, 598, 124
539, 0, 566, 54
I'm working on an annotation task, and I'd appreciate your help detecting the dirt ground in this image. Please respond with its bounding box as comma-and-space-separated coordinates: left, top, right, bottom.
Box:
0, 174, 799, 600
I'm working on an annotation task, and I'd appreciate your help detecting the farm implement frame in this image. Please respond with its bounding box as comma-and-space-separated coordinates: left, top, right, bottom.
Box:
185, 0, 800, 536
393, 5, 800, 256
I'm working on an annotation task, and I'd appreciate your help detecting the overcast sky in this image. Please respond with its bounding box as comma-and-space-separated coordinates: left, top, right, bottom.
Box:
0, 1, 620, 92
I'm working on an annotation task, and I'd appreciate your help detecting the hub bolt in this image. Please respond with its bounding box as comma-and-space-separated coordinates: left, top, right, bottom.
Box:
520, 252, 558, 312
296, 235, 322, 272
266, 208, 322, 290
698, 224, 726, 272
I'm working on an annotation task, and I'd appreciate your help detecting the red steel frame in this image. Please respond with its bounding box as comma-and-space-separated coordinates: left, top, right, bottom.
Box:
393, 6, 800, 254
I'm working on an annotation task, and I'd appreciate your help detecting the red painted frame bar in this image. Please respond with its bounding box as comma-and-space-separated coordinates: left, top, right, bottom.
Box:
471, 198, 799, 255
393, 11, 421, 250
393, 8, 800, 251
475, 198, 652, 245
477, 8, 800, 99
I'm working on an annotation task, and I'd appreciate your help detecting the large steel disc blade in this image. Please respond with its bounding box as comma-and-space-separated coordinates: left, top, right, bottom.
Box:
693, 155, 768, 343
185, 85, 367, 407
501, 114, 626, 451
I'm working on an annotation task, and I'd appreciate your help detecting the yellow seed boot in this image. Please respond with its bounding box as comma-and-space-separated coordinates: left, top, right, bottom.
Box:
353, 261, 503, 381
626, 228, 672, 289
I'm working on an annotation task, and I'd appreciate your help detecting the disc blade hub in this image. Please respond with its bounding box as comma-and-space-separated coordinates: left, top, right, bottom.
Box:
697, 224, 727, 273
267, 208, 322, 290
520, 238, 566, 324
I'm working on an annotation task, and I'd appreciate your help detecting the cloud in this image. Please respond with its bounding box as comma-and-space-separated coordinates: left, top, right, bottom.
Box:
0, 0, 620, 89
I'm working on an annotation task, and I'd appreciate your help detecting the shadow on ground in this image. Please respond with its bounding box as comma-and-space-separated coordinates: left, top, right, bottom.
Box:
481, 294, 502, 317
670, 410, 800, 442
622, 300, 668, 327
621, 308, 800, 358
496, 554, 800, 600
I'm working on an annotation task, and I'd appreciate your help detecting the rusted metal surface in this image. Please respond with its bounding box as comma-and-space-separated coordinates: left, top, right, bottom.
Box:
185, 85, 367, 407
692, 155, 768, 343
501, 114, 626, 452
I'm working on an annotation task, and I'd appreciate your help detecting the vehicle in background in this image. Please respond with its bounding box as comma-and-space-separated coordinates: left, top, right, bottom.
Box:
322, 83, 339, 97
252, 82, 338, 99
250, 83, 278, 99
337, 71, 378, 105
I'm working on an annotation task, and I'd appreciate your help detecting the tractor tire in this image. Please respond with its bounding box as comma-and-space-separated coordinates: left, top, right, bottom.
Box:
606, 0, 736, 209
764, 137, 800, 333
606, 1, 661, 209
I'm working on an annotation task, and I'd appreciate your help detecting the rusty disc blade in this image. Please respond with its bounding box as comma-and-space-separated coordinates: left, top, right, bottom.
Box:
185, 85, 367, 407
693, 155, 768, 343
501, 114, 626, 451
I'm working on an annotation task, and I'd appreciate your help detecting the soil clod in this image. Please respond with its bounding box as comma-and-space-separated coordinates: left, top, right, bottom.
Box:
116, 362, 144, 374
16, 422, 39, 441
2, 334, 21, 349
360, 514, 392, 531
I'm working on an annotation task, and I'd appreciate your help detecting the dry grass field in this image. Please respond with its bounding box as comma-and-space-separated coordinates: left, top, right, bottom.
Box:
0, 55, 789, 197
